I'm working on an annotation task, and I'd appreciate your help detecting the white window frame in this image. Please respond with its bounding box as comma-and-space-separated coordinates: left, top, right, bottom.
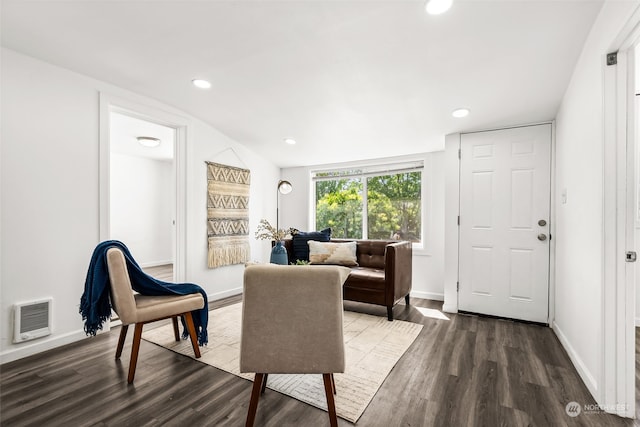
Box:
311, 160, 425, 249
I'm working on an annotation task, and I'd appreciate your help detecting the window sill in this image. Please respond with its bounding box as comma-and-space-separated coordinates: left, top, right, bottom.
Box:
411, 245, 431, 257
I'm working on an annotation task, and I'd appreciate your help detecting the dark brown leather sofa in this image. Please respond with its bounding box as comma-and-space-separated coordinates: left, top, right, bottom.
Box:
281, 239, 412, 321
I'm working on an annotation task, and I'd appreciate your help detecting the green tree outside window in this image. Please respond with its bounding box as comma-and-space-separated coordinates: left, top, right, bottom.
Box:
315, 170, 421, 242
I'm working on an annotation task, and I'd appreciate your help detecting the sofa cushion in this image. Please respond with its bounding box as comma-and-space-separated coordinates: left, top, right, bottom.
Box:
344, 267, 386, 290
356, 240, 388, 269
292, 228, 331, 261
309, 241, 358, 266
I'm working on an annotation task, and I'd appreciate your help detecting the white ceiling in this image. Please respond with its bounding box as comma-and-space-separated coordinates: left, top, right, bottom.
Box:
110, 112, 175, 161
1, 0, 603, 168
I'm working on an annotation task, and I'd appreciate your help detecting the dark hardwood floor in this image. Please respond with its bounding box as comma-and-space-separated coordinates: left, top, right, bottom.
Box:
1, 294, 636, 426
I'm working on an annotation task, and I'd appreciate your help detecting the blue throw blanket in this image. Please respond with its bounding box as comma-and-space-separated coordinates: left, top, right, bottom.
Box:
79, 240, 208, 345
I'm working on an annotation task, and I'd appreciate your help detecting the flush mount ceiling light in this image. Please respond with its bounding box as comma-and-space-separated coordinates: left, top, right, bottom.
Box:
284, 138, 297, 145
425, 0, 452, 15
452, 108, 470, 118
137, 136, 161, 147
192, 79, 212, 89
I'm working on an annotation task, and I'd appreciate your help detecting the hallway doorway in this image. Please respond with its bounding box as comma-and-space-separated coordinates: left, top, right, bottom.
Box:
99, 93, 189, 283
109, 111, 176, 278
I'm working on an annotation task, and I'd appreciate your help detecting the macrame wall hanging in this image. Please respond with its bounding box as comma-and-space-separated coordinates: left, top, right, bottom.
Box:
206, 162, 251, 268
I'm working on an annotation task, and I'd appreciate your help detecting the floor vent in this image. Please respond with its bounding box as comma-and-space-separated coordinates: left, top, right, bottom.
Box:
13, 298, 52, 343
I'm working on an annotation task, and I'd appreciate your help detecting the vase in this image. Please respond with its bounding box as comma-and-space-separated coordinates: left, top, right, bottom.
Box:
270, 241, 288, 265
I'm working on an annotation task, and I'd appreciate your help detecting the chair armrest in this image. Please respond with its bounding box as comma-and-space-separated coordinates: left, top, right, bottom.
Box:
384, 241, 413, 303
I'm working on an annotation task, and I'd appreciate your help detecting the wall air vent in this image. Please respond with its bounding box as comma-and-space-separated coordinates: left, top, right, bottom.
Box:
13, 298, 52, 343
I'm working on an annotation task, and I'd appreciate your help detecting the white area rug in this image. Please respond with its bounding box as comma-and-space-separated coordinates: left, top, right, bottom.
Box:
142, 303, 423, 423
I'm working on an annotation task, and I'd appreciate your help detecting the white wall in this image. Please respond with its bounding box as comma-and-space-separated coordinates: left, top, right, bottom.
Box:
636, 86, 640, 326
110, 153, 173, 267
0, 48, 279, 362
554, 0, 637, 401
280, 151, 445, 301
636, 225, 640, 326
635, 45, 640, 326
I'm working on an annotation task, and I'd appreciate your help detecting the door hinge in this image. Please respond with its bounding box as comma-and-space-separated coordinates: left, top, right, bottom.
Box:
457, 215, 460, 226
626, 251, 637, 262
457, 281, 459, 291
458, 148, 461, 159
607, 51, 618, 66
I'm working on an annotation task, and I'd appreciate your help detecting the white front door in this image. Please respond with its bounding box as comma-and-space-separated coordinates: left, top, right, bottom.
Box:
458, 124, 551, 323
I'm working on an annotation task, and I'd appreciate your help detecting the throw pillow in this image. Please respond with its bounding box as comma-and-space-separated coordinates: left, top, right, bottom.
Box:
292, 228, 331, 261
308, 240, 358, 267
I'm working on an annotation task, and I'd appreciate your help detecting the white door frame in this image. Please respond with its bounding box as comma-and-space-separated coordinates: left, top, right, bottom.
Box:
444, 132, 462, 314
99, 93, 189, 282
602, 7, 640, 418
443, 122, 556, 319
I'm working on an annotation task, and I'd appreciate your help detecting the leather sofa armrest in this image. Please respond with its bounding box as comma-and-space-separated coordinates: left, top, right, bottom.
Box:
384, 241, 413, 303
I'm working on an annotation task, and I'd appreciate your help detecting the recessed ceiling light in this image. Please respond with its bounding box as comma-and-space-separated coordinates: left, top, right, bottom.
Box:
452, 108, 470, 118
137, 136, 161, 147
192, 79, 212, 89
425, 0, 452, 15
284, 138, 297, 145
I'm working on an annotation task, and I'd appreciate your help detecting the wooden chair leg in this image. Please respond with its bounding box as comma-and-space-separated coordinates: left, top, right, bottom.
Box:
261, 373, 268, 394
331, 373, 337, 395
183, 311, 201, 358
405, 294, 410, 305
387, 306, 393, 321
172, 316, 180, 341
127, 323, 143, 384
115, 324, 129, 359
246, 373, 265, 427
323, 374, 338, 427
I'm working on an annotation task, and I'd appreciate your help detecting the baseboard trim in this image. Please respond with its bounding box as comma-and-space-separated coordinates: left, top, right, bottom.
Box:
139, 259, 173, 268
552, 320, 598, 400
410, 290, 444, 302
209, 287, 243, 302
442, 302, 458, 313
0, 329, 89, 365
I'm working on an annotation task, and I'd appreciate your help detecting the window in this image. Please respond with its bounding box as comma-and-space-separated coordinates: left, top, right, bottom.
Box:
313, 161, 423, 243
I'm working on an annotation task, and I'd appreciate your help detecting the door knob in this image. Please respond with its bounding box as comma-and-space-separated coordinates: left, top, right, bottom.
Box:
538, 219, 547, 227
537, 234, 547, 241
